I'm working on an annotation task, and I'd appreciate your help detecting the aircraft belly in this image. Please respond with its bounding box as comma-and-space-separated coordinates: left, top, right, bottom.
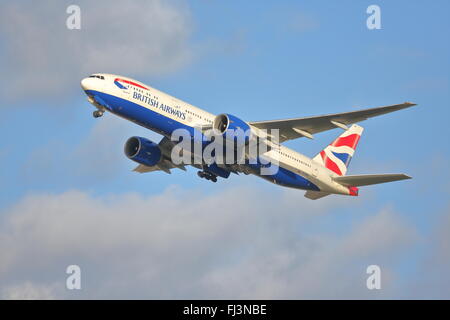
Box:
253, 164, 320, 191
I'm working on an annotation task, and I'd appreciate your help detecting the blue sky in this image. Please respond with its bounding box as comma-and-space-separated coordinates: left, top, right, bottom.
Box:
0, 0, 449, 299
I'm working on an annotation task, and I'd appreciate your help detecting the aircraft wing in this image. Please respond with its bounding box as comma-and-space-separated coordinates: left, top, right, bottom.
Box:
249, 102, 416, 143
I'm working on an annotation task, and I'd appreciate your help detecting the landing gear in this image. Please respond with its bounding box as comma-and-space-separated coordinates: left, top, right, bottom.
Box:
197, 171, 217, 182
93, 110, 104, 118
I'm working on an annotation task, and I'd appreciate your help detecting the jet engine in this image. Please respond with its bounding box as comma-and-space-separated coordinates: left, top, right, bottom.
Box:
124, 136, 162, 167
212, 113, 253, 144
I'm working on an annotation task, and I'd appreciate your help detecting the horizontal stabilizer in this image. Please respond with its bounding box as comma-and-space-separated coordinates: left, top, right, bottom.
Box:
333, 174, 411, 187
304, 191, 331, 200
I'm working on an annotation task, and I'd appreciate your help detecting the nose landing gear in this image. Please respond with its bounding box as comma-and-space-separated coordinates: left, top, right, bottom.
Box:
197, 171, 218, 183
93, 110, 104, 118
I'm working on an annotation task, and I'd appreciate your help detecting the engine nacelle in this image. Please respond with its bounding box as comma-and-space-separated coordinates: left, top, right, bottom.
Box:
212, 113, 252, 144
124, 136, 162, 167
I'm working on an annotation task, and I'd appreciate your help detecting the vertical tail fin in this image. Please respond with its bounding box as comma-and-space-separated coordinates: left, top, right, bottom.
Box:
312, 124, 364, 176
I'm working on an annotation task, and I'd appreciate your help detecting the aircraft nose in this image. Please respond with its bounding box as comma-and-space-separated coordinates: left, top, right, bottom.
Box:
80, 77, 92, 91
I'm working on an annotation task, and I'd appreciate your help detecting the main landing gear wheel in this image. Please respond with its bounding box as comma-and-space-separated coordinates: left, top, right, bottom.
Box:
197, 171, 205, 178
93, 110, 104, 118
197, 171, 218, 183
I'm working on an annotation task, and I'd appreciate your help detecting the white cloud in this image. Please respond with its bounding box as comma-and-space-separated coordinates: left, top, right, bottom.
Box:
0, 186, 417, 299
0, 0, 193, 101
201, 208, 416, 299
1, 282, 57, 300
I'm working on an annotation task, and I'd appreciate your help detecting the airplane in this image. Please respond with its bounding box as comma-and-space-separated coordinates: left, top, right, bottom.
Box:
80, 73, 415, 200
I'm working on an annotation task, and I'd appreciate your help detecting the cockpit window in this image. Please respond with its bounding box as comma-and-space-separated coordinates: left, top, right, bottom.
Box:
89, 75, 105, 80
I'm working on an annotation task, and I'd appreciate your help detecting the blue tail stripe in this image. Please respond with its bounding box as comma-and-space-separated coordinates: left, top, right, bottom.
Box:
331, 151, 352, 167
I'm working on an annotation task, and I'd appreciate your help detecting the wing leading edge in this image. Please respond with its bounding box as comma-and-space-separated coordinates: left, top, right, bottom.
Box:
249, 102, 416, 143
